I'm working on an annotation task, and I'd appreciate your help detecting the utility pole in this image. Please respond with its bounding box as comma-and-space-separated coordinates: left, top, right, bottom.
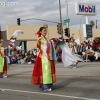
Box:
80, 16, 85, 43
59, 0, 63, 39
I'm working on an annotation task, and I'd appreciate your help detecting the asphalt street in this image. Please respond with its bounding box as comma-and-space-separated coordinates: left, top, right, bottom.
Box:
0, 62, 100, 100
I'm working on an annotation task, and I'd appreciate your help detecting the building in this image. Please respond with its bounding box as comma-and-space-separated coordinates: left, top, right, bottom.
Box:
1, 25, 100, 52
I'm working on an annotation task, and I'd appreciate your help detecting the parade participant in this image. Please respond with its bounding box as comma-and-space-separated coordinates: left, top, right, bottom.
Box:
0, 30, 24, 78
68, 37, 79, 68
68, 36, 78, 54
0, 39, 8, 78
51, 38, 83, 68
31, 26, 56, 91
32, 24, 83, 91
59, 41, 83, 67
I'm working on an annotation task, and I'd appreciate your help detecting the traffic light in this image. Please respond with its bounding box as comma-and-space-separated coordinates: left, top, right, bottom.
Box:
17, 18, 20, 25
64, 28, 70, 37
57, 23, 62, 34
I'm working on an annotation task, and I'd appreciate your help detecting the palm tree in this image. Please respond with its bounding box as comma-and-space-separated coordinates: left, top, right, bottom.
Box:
90, 21, 95, 28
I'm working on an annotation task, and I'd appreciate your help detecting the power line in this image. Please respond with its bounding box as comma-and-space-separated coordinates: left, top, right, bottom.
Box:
20, 18, 59, 24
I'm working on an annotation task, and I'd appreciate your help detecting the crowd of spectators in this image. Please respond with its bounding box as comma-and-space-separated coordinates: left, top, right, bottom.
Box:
66, 37, 100, 62
11, 48, 37, 64
10, 37, 100, 64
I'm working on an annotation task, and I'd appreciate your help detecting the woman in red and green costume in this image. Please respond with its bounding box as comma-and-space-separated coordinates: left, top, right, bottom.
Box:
0, 30, 24, 78
31, 26, 83, 91
31, 26, 57, 91
0, 39, 8, 78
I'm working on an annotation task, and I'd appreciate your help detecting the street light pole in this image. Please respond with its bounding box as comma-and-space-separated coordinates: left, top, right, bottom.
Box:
59, 0, 63, 39
80, 16, 85, 43
65, 0, 69, 28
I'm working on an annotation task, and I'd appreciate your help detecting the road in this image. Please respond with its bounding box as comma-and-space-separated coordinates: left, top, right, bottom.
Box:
0, 62, 100, 100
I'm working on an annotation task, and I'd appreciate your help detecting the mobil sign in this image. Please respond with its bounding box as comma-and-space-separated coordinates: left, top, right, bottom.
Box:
75, 2, 96, 15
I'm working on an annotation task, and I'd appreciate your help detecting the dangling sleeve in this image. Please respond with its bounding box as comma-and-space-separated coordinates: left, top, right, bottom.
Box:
37, 37, 42, 50
36, 37, 43, 58
37, 41, 40, 49
7, 30, 24, 56
50, 38, 62, 61
58, 41, 83, 67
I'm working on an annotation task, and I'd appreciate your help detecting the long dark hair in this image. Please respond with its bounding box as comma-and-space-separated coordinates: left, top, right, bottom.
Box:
37, 27, 46, 37
39, 27, 46, 32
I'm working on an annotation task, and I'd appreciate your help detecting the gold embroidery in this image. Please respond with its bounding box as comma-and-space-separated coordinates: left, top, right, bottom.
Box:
32, 74, 56, 84
43, 73, 52, 78
31, 77, 38, 84
32, 74, 56, 85
32, 76, 43, 84
45, 65, 49, 70
52, 74, 56, 83
42, 58, 47, 62
39, 76, 43, 84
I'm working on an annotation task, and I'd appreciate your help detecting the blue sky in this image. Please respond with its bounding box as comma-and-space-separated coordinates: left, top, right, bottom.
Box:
0, 0, 99, 30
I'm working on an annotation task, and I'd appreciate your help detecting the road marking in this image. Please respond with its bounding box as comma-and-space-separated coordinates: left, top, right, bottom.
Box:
0, 88, 99, 100
8, 74, 100, 78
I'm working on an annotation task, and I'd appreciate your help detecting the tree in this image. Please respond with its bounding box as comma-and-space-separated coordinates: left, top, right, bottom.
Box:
90, 21, 95, 28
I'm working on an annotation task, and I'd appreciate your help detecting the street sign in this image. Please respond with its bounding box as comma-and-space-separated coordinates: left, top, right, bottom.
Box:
86, 24, 92, 38
83, 24, 92, 38
63, 19, 70, 23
